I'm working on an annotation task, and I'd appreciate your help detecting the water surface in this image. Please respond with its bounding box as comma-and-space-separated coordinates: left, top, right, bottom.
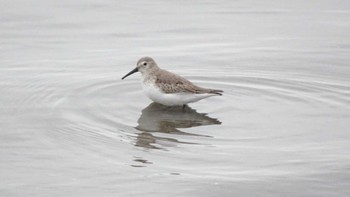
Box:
1, 0, 350, 196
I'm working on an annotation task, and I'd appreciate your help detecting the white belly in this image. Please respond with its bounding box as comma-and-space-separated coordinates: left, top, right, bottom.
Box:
141, 82, 216, 106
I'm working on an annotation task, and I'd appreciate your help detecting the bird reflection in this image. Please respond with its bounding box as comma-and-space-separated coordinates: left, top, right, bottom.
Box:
134, 103, 221, 149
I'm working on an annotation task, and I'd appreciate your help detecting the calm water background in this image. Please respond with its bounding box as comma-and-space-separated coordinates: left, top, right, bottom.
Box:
1, 0, 350, 196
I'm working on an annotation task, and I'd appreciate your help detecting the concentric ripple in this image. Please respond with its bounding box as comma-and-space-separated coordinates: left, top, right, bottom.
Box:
49, 71, 350, 151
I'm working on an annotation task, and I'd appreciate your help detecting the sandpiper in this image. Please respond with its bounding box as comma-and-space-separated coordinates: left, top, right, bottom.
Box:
121, 57, 223, 106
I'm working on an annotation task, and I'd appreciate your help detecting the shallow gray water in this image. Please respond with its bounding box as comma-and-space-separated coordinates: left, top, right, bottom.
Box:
1, 0, 350, 196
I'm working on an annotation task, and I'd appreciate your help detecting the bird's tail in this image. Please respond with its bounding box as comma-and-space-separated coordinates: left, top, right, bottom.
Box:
194, 87, 223, 95
208, 89, 223, 96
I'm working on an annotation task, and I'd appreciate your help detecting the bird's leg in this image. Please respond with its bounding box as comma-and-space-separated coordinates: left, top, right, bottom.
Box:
182, 104, 186, 110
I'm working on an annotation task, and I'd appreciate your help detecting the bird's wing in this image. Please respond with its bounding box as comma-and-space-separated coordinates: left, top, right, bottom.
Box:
154, 69, 203, 94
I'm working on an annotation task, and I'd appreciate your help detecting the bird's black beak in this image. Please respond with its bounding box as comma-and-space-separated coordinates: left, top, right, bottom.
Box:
121, 67, 138, 80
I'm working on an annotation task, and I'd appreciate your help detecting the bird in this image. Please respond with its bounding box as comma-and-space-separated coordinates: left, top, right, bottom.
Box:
121, 57, 223, 107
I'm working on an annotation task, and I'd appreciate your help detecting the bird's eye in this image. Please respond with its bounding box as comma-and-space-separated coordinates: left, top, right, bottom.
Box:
143, 62, 147, 66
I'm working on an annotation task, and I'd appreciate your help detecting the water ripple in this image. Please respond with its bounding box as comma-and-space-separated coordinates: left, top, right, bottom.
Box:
46, 71, 350, 151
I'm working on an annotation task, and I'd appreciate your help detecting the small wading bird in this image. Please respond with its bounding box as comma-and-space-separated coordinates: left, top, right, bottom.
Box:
122, 57, 223, 107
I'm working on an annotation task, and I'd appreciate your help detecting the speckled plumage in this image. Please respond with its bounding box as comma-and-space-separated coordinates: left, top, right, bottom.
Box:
122, 57, 223, 106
